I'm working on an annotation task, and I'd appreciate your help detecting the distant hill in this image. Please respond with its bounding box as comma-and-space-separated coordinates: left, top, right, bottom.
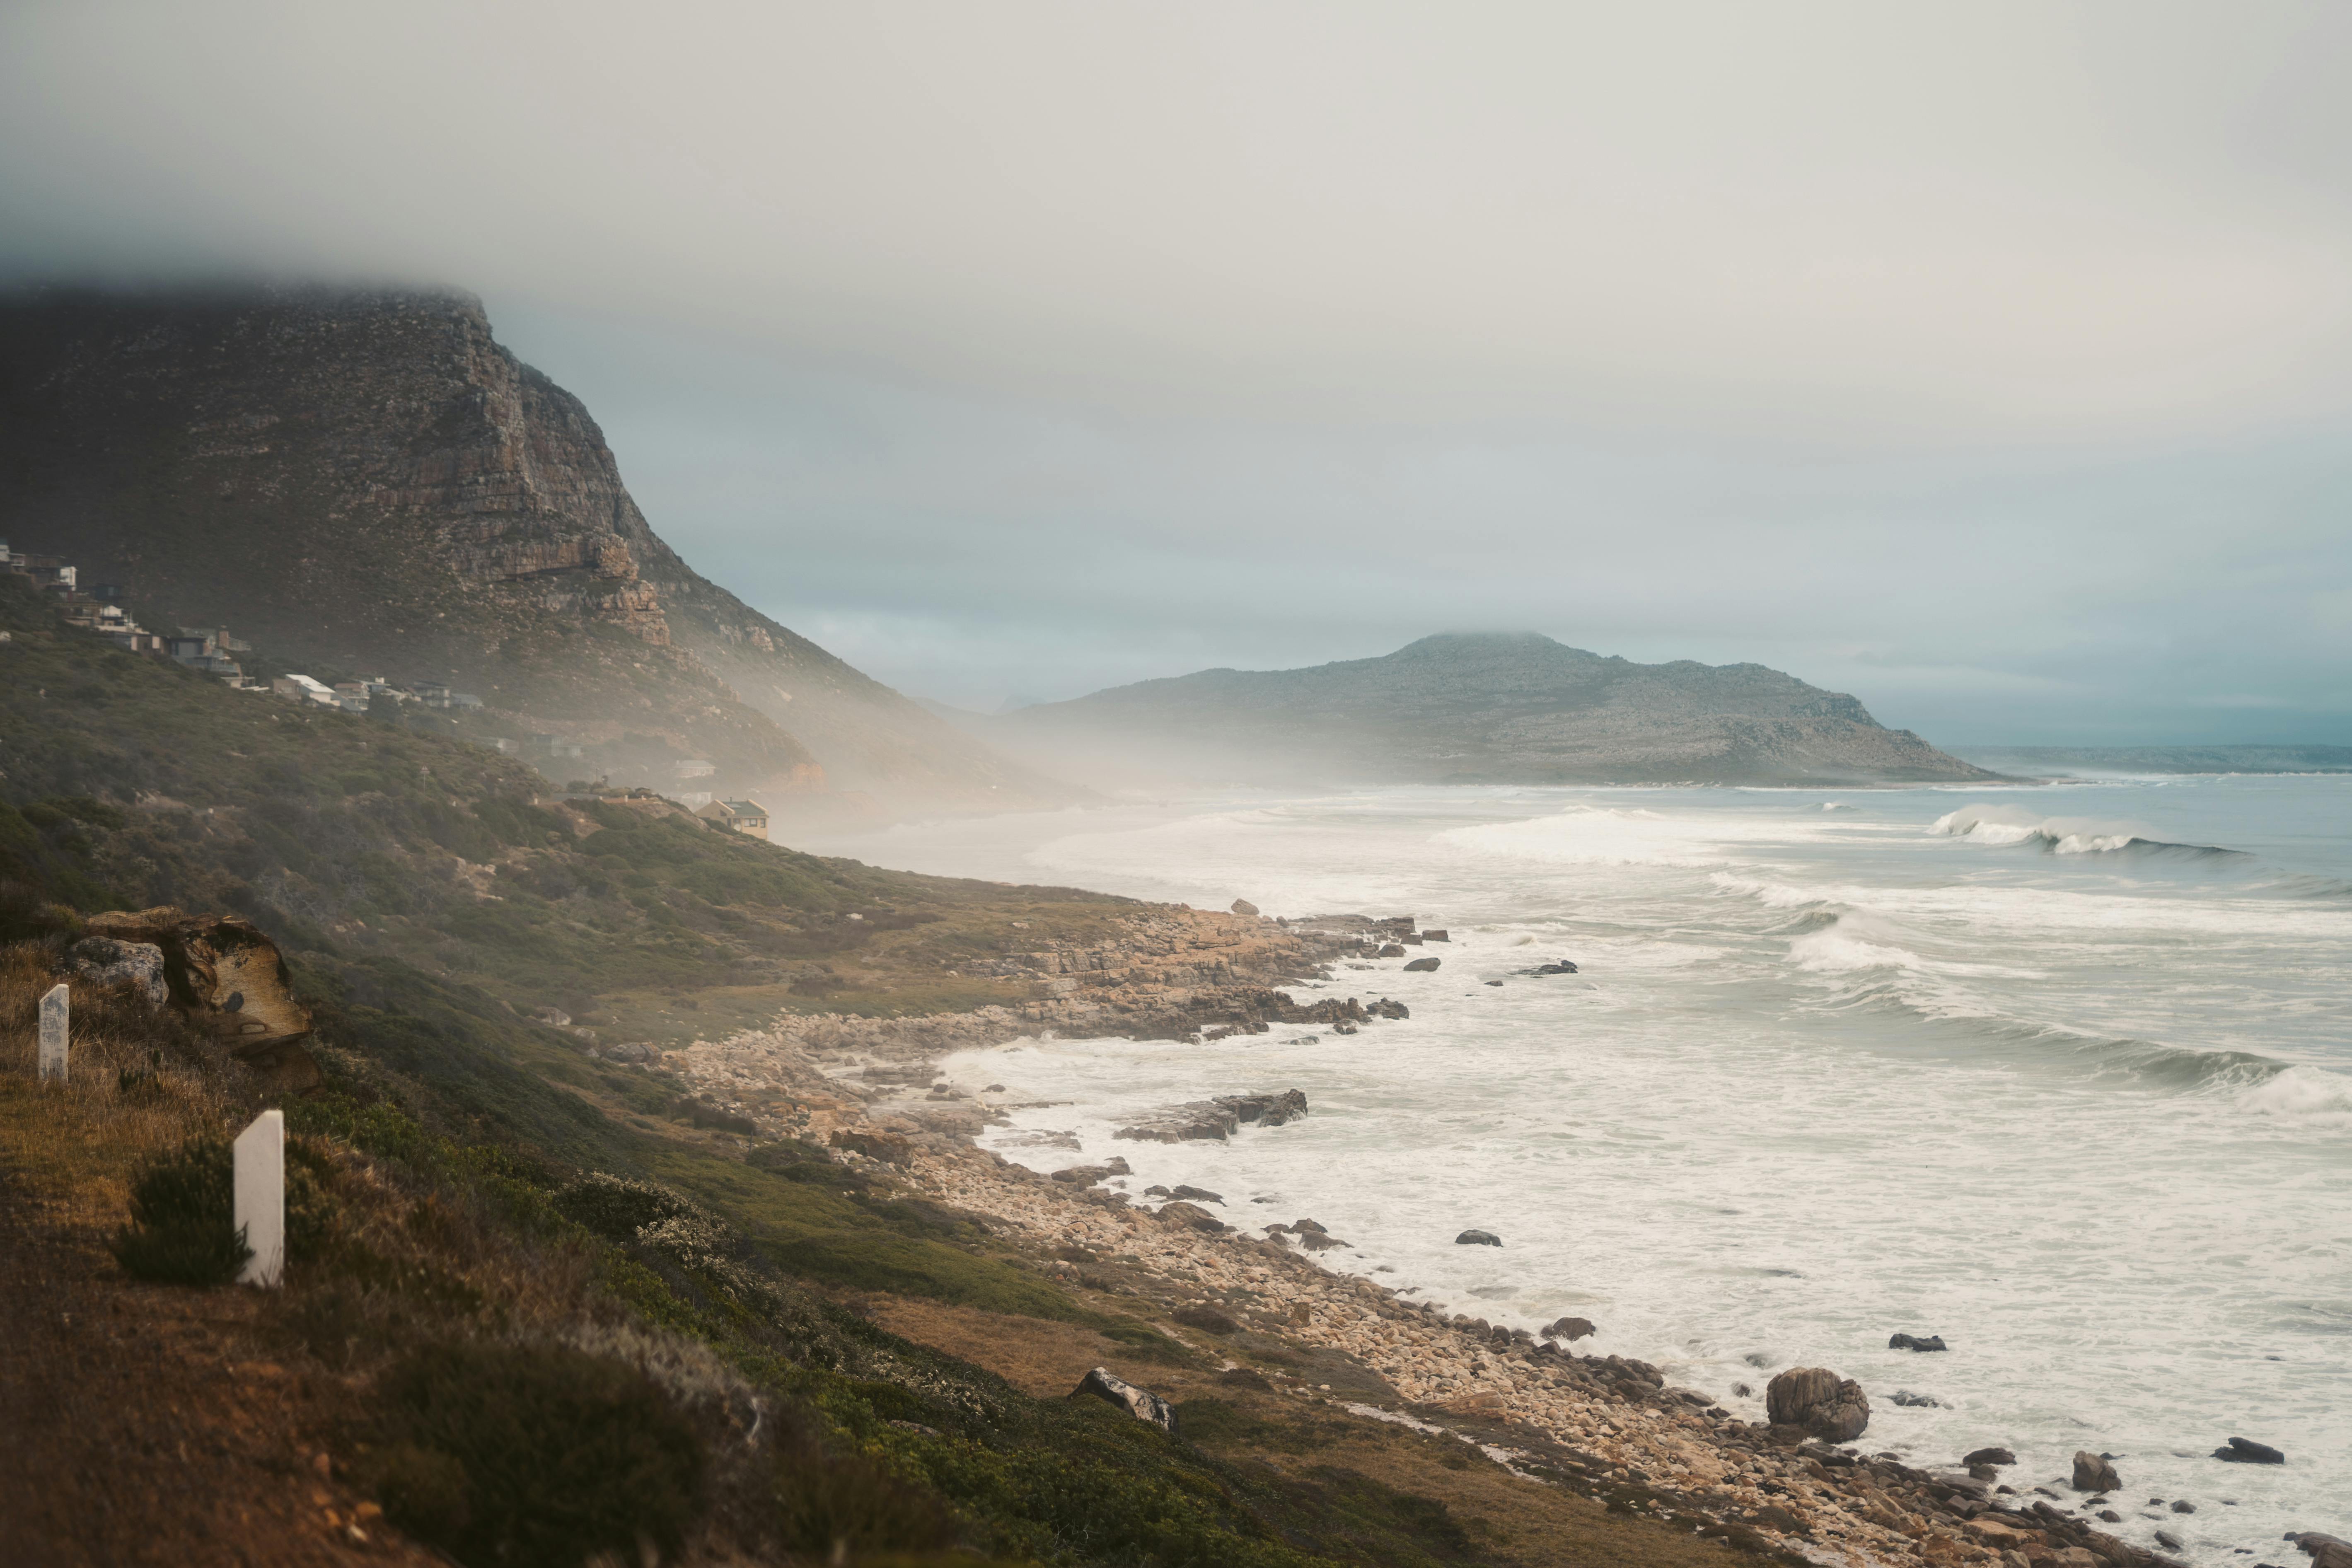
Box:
1958, 745, 2352, 776
0, 285, 1077, 820
988, 632, 1997, 786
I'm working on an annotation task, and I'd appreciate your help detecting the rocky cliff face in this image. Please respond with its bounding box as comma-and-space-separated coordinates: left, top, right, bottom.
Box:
990, 631, 1997, 786
0, 285, 1072, 814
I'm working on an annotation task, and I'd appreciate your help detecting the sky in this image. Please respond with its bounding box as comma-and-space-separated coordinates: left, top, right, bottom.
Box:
5, 0, 2350, 744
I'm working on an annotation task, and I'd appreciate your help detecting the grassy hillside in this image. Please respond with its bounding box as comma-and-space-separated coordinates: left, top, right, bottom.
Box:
0, 581, 1754, 1567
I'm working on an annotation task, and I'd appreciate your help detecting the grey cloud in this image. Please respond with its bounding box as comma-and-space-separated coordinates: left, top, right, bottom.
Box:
4, 1, 2350, 742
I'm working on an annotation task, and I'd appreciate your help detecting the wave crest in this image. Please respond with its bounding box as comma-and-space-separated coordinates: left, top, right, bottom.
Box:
1931, 805, 2242, 860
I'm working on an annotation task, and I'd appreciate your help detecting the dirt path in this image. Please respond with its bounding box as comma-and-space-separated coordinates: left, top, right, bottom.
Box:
0, 1171, 438, 1568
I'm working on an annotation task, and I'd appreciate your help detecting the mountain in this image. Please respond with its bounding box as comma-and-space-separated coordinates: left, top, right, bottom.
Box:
0, 285, 1076, 819
989, 631, 1997, 786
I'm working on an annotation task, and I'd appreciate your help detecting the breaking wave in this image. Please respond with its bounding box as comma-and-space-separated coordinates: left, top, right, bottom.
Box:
1931, 805, 2244, 860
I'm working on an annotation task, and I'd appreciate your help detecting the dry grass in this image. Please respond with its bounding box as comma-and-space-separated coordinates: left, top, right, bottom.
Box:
0, 942, 248, 1231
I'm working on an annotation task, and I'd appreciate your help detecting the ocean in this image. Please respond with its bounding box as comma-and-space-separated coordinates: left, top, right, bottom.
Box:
804, 772, 2351, 1563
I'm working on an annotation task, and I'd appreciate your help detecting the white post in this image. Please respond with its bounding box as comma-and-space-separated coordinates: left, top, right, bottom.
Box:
37, 983, 68, 1082
233, 1109, 285, 1288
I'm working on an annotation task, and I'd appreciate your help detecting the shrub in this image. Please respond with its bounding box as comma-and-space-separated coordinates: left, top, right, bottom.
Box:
109, 1136, 249, 1286
368, 1339, 707, 1568
772, 1432, 962, 1561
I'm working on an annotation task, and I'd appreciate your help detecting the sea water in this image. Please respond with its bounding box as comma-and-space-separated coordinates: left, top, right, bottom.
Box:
807, 774, 2351, 1563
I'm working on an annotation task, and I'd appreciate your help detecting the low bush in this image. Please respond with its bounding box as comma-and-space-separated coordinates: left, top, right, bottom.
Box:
368, 1339, 706, 1568
108, 1136, 248, 1285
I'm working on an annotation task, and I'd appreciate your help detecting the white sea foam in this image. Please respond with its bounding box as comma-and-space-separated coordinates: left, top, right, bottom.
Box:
803, 775, 2352, 1564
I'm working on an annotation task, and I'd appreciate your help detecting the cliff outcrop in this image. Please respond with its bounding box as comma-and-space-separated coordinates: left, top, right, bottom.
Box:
0, 285, 1075, 816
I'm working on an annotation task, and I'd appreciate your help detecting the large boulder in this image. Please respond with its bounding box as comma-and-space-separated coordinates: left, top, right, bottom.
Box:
1230, 898, 1260, 917
1155, 1201, 1229, 1234
1540, 1317, 1597, 1343
2072, 1451, 2122, 1492
65, 935, 168, 1006
1888, 1332, 1947, 1352
1765, 1367, 1871, 1443
82, 907, 319, 1091
1402, 956, 1441, 972
1454, 1229, 1502, 1247
1071, 1367, 1177, 1434
2213, 1436, 2285, 1464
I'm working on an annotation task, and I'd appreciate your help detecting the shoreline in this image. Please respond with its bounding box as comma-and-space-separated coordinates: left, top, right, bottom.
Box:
653, 909, 2286, 1568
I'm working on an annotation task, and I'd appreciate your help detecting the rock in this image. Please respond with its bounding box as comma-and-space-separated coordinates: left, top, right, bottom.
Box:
1172, 1304, 1240, 1334
1368, 998, 1409, 1019
1533, 959, 1579, 975
1168, 1185, 1224, 1204
82, 907, 321, 1090
1297, 1231, 1348, 1251
1422, 929, 1450, 942
2072, 1452, 2122, 1493
1230, 899, 1260, 917
1454, 1229, 1502, 1247
1114, 1089, 1308, 1143
1376, 943, 1407, 958
1402, 957, 1441, 972
1155, 1201, 1229, 1234
829, 1128, 914, 1164
1890, 1390, 1941, 1407
1963, 1447, 2017, 1468
1071, 1367, 1177, 1434
2156, 1531, 2184, 1551
1483, 980, 1503, 987
1765, 1367, 1871, 1443
1144, 1184, 1172, 1197
1541, 1317, 1597, 1343
2171, 1500, 2196, 1514
1051, 1163, 1123, 1185
2213, 1437, 2285, 1465
1291, 1218, 1327, 1233
1889, 1332, 1948, 1352
66, 935, 170, 1006
1967, 1464, 1998, 1481
2293, 1534, 2352, 1568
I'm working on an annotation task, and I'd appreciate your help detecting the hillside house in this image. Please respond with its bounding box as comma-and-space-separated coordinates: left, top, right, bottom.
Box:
695, 799, 770, 840
272, 674, 338, 707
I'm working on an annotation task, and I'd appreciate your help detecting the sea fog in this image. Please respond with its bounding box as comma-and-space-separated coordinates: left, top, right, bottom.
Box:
798, 774, 2352, 1565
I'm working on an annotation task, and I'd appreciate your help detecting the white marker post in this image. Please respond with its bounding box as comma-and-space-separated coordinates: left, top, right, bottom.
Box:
233, 1109, 285, 1288
37, 983, 68, 1082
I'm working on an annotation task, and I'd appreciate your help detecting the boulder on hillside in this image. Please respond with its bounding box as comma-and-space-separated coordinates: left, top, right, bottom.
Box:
1071, 1367, 1177, 1434
1155, 1201, 1229, 1234
1766, 1367, 1871, 1443
66, 935, 168, 1006
2072, 1451, 2122, 1492
82, 907, 320, 1092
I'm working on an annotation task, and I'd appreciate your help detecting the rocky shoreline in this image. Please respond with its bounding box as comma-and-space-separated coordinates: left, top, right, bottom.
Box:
653, 907, 2315, 1568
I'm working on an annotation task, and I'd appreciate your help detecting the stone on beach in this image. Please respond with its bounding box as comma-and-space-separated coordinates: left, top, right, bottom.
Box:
1962, 1447, 2016, 1468
1072, 1367, 1178, 1434
1765, 1367, 1871, 1442
1454, 1229, 1502, 1247
1540, 1317, 1597, 1342
2072, 1451, 2122, 1492
1168, 1185, 1223, 1204
1402, 956, 1441, 972
2212, 1435, 2285, 1464
1155, 1201, 1229, 1234
1230, 898, 1260, 917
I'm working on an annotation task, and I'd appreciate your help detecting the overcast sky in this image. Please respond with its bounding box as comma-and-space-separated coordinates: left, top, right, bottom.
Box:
6, 1, 2350, 743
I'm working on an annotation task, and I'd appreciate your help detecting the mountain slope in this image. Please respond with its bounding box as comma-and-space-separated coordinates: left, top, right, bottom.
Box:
992, 631, 1996, 785
0, 284, 1074, 817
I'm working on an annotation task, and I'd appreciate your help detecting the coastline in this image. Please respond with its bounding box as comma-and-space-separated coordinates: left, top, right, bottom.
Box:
655, 911, 2226, 1568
